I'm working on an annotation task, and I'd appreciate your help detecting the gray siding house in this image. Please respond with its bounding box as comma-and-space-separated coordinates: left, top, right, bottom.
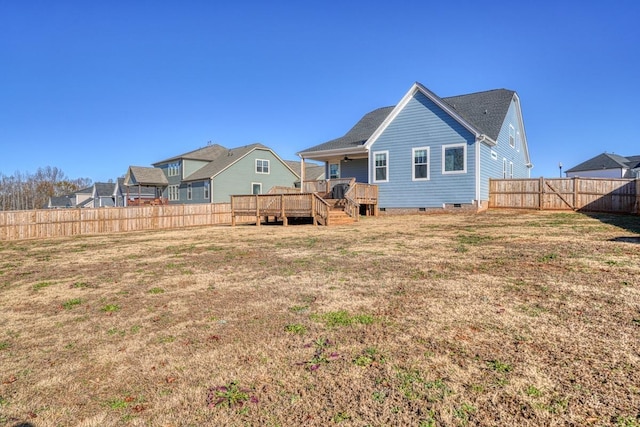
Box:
565, 153, 640, 178
298, 82, 532, 212
153, 143, 300, 204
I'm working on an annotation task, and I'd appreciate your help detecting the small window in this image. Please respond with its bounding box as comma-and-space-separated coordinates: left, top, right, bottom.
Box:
509, 162, 514, 179
203, 181, 210, 200
502, 158, 507, 178
256, 159, 270, 174
412, 147, 429, 180
186, 183, 192, 200
509, 125, 515, 148
442, 144, 466, 174
373, 151, 388, 182
252, 183, 262, 194
329, 163, 340, 179
168, 162, 180, 177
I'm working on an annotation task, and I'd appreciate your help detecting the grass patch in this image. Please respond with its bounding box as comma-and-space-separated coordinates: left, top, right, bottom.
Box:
311, 310, 377, 327
284, 323, 306, 334
62, 298, 82, 310
148, 287, 165, 294
101, 304, 120, 312
33, 281, 53, 291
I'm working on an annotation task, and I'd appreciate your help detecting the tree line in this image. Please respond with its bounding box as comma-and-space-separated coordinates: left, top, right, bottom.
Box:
0, 166, 92, 211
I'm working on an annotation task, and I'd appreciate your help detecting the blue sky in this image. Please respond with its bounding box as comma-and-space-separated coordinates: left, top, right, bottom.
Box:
2, 1, 639, 182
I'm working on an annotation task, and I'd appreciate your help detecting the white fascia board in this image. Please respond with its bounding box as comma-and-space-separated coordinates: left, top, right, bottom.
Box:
365, 82, 481, 150
513, 93, 532, 166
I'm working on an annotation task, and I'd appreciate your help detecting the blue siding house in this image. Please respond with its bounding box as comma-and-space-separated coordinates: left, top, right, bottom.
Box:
298, 82, 532, 212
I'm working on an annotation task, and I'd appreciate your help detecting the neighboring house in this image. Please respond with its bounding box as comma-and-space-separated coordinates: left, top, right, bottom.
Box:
565, 153, 640, 179
298, 82, 532, 212
45, 181, 126, 208
152, 143, 300, 203
123, 167, 169, 205
284, 160, 326, 188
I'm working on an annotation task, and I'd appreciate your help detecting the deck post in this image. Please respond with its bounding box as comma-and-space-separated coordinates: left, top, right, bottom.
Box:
281, 195, 287, 226
311, 194, 317, 225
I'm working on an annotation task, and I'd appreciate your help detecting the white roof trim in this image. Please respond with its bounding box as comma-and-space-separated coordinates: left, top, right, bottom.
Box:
512, 93, 532, 167
364, 82, 482, 150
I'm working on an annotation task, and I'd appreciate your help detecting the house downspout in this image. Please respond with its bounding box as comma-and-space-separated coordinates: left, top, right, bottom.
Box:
475, 135, 483, 209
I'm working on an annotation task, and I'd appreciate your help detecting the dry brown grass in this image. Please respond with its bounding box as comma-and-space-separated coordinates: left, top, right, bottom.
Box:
0, 210, 639, 427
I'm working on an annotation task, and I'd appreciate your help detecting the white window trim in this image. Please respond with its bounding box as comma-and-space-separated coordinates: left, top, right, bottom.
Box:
329, 162, 340, 179
509, 161, 514, 179
412, 147, 430, 181
203, 181, 210, 200
502, 158, 507, 178
251, 182, 262, 194
372, 150, 389, 183
255, 159, 270, 174
491, 150, 498, 160
442, 143, 467, 175
186, 183, 192, 200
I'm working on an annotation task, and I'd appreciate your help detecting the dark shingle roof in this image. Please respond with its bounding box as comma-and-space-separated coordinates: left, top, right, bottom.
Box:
153, 144, 228, 165
298, 106, 395, 154
299, 85, 516, 154
126, 166, 169, 186
441, 89, 516, 141
285, 161, 324, 180
93, 182, 116, 197
565, 153, 637, 173
183, 143, 271, 181
48, 196, 72, 208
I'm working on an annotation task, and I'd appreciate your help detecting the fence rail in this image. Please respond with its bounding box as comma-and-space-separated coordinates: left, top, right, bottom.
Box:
0, 203, 248, 241
489, 177, 639, 214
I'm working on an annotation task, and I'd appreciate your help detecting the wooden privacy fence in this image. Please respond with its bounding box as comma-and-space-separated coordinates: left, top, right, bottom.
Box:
489, 177, 640, 214
0, 203, 253, 241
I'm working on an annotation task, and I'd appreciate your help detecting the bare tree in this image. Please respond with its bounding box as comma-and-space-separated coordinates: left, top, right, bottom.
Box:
0, 168, 92, 211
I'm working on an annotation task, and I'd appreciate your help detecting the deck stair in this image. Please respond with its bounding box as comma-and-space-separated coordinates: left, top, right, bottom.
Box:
324, 198, 356, 226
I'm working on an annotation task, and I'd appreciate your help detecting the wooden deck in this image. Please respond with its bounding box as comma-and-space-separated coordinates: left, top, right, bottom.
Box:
231, 179, 378, 226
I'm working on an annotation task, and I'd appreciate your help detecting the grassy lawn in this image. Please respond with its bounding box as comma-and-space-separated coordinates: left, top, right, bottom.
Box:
0, 210, 639, 426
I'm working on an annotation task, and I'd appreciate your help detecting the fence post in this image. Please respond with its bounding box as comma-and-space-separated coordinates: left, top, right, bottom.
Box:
281, 194, 287, 226
538, 177, 544, 210
574, 177, 579, 210
255, 195, 260, 227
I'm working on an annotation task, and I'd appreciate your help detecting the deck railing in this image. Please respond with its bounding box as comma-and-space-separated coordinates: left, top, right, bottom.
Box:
231, 193, 332, 226
350, 183, 378, 204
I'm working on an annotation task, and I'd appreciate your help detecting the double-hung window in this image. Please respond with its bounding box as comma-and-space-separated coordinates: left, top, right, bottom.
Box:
412, 147, 430, 180
186, 183, 192, 200
442, 144, 466, 174
168, 185, 179, 201
203, 181, 210, 200
256, 159, 269, 174
373, 151, 388, 182
329, 163, 340, 179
